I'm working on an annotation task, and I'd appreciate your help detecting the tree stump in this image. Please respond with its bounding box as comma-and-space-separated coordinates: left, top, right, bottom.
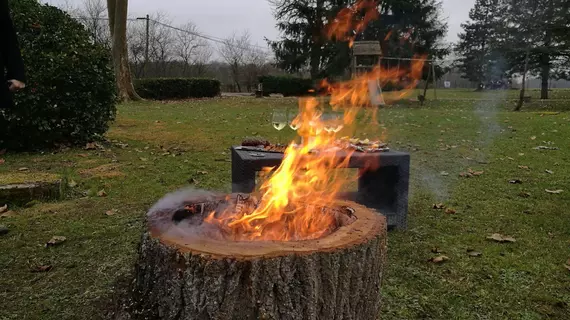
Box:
131, 194, 387, 320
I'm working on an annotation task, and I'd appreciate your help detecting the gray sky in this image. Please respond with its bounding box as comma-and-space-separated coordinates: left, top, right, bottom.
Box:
46, 0, 474, 50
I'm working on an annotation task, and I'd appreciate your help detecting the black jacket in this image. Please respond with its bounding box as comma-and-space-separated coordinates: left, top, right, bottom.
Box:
1, 0, 26, 109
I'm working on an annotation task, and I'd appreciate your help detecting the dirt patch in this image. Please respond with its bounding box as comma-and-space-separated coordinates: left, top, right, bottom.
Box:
80, 164, 125, 178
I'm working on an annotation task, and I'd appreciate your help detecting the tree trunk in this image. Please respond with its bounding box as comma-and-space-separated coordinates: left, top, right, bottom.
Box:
515, 48, 531, 111
107, 0, 141, 102
130, 200, 387, 320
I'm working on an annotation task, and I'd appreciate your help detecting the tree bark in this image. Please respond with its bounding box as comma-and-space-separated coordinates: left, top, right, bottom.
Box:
515, 48, 531, 111
107, 0, 141, 102
130, 200, 387, 320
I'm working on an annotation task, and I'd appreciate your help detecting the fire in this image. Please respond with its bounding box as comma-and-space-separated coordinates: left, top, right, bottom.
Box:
325, 0, 379, 47
204, 0, 426, 241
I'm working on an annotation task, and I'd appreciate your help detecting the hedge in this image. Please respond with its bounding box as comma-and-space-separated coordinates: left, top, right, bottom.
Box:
258, 76, 315, 97
134, 78, 221, 100
1, 0, 116, 150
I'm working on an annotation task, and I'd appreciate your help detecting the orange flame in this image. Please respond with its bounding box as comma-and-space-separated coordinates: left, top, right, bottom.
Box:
203, 1, 426, 242
324, 0, 379, 47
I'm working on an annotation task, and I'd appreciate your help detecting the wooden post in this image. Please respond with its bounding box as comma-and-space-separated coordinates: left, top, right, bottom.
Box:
432, 61, 437, 101
421, 60, 431, 106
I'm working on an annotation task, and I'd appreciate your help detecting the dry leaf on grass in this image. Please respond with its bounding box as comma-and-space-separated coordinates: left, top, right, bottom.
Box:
509, 179, 523, 184
429, 255, 450, 264
440, 171, 449, 176
0, 205, 7, 214
445, 208, 457, 215
18, 167, 29, 171
467, 250, 483, 257
487, 233, 516, 243
140, 158, 148, 162
105, 209, 119, 216
0, 210, 16, 218
432, 203, 446, 210
97, 189, 108, 197
46, 236, 66, 247
197, 170, 209, 175
519, 192, 531, 198
0, 159, 4, 165
530, 136, 536, 140
545, 170, 554, 174
518, 165, 529, 170
545, 189, 564, 194
32, 265, 53, 273
68, 180, 78, 188
431, 247, 444, 254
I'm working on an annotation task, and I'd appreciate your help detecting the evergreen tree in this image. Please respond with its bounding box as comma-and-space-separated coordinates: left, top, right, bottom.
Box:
268, 0, 448, 80
455, 0, 507, 87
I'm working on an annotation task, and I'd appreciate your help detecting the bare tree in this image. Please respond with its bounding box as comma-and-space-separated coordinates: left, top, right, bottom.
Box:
107, 0, 141, 101
148, 12, 175, 77
77, 0, 110, 45
218, 31, 251, 92
192, 45, 213, 77
244, 47, 270, 92
174, 22, 207, 77
127, 19, 147, 77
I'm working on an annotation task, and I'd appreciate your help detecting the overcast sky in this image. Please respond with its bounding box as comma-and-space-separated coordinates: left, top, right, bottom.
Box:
46, 0, 475, 49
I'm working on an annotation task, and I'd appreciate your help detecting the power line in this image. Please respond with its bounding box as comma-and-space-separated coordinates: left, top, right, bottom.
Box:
72, 15, 273, 55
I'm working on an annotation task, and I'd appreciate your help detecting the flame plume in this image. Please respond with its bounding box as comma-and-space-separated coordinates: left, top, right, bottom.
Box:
204, 0, 426, 241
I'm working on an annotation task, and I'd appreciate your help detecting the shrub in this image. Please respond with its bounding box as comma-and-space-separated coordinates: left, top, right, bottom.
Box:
258, 76, 314, 97
135, 78, 221, 100
0, 0, 116, 150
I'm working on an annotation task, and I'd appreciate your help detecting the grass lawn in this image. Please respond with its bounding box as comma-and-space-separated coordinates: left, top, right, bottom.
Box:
1, 95, 569, 319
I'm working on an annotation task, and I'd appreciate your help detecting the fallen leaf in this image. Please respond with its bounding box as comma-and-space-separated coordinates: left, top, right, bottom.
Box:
467, 250, 483, 257
140, 157, 148, 162
97, 189, 108, 197
105, 209, 118, 216
530, 136, 536, 140
518, 153, 525, 156
197, 170, 209, 175
545, 170, 554, 174
545, 189, 563, 194
487, 233, 516, 243
0, 159, 4, 165
509, 179, 523, 184
431, 247, 443, 254
68, 180, 78, 188
32, 265, 53, 273
534, 146, 559, 151
0, 210, 16, 218
432, 203, 446, 210
18, 167, 29, 171
445, 208, 457, 215
565, 264, 570, 272
519, 192, 531, 198
429, 255, 450, 264
459, 172, 473, 178
77, 154, 89, 158
85, 142, 99, 150
518, 165, 529, 170
440, 171, 449, 176
188, 178, 200, 185
0, 205, 7, 214
46, 236, 67, 247
507, 157, 515, 160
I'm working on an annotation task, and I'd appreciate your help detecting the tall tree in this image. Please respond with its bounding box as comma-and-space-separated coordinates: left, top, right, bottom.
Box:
107, 0, 141, 101
455, 0, 507, 87
268, 0, 448, 80
218, 31, 251, 92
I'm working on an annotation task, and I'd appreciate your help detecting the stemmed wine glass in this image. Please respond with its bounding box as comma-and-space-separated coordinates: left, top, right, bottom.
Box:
272, 109, 287, 145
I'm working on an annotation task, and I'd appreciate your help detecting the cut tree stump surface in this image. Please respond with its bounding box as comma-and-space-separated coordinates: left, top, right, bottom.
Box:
131, 200, 387, 320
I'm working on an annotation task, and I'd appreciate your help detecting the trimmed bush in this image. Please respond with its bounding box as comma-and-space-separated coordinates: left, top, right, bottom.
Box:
1, 0, 116, 150
258, 76, 314, 97
135, 78, 221, 100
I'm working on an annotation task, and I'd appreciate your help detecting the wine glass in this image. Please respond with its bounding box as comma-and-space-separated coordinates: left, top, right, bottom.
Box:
272, 110, 287, 131
288, 111, 301, 131
272, 110, 287, 145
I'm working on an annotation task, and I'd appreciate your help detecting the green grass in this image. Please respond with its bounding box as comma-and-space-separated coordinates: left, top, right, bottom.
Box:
415, 88, 570, 100
1, 95, 569, 319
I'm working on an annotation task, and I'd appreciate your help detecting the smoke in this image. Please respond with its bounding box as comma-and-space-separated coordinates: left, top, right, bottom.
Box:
146, 188, 230, 242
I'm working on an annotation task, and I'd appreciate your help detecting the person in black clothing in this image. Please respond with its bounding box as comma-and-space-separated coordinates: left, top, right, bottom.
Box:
1, 0, 26, 110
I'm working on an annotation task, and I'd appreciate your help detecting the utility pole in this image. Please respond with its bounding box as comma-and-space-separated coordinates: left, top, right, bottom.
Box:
137, 14, 150, 78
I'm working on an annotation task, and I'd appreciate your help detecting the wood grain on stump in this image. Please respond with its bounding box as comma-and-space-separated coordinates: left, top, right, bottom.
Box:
132, 200, 387, 320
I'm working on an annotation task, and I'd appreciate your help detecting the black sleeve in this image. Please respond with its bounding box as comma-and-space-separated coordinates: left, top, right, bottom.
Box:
1, 0, 26, 83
